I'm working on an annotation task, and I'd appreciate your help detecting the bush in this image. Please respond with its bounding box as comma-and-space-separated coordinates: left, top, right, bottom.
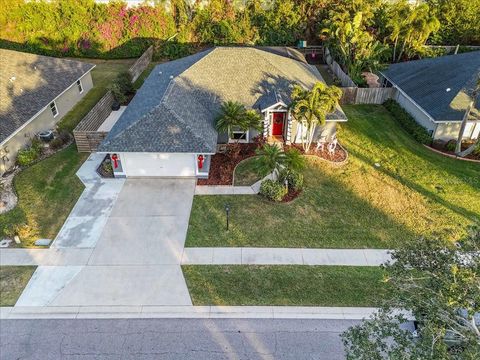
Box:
17, 143, 41, 166
50, 131, 71, 150
259, 179, 287, 202
445, 139, 457, 152
116, 71, 134, 95
473, 142, 480, 156
278, 169, 304, 191
383, 100, 432, 145
108, 83, 127, 104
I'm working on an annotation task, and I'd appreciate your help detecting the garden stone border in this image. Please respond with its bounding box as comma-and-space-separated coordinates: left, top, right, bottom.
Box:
195, 172, 276, 196
423, 145, 480, 163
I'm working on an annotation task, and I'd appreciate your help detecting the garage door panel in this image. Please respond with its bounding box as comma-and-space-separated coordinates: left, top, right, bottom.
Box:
122, 153, 195, 177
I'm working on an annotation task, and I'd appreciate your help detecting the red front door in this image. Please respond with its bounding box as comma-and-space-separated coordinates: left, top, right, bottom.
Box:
272, 113, 284, 136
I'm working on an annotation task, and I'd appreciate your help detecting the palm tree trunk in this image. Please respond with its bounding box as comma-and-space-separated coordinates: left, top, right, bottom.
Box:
393, 37, 398, 63
455, 101, 473, 154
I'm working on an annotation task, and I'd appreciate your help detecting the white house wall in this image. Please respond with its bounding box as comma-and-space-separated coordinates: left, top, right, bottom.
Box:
291, 121, 337, 143
120, 153, 196, 177
394, 90, 436, 134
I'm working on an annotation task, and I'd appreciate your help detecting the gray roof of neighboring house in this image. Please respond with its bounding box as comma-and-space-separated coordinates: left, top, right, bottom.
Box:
382, 51, 480, 122
0, 49, 94, 144
99, 46, 347, 154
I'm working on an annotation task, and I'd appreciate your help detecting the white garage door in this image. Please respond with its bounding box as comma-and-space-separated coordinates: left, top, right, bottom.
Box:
121, 153, 195, 177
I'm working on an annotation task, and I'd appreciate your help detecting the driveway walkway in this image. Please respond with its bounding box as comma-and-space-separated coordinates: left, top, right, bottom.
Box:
16, 177, 196, 307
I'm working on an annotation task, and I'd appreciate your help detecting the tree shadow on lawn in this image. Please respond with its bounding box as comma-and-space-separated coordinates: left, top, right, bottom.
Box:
187, 162, 423, 249
341, 105, 480, 190
340, 106, 480, 224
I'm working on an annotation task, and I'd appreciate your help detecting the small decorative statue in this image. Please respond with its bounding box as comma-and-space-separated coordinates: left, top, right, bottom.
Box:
328, 135, 338, 156
316, 136, 327, 152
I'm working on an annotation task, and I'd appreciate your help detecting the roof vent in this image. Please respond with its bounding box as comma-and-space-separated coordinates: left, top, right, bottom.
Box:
169, 75, 174, 79
446, 88, 451, 92
158, 71, 162, 75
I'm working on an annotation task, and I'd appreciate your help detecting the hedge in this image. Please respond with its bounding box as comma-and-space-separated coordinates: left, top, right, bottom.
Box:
383, 100, 433, 145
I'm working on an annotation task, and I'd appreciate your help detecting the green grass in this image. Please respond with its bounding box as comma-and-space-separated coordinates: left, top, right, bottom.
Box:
58, 59, 134, 132
186, 105, 480, 248
233, 157, 262, 186
0, 266, 36, 306
183, 265, 388, 306
0, 145, 87, 247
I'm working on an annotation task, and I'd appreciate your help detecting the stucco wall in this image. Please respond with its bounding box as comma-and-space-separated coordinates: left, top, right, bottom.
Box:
434, 121, 479, 141
0, 72, 93, 174
394, 90, 436, 133
291, 121, 337, 143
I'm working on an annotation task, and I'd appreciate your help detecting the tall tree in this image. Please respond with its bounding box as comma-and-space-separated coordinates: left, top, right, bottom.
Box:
387, 1, 440, 62
342, 226, 480, 359
289, 82, 342, 152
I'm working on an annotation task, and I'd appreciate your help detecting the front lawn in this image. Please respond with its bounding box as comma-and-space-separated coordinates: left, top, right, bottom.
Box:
183, 265, 388, 306
0, 266, 36, 306
233, 157, 262, 186
0, 145, 87, 247
186, 105, 480, 248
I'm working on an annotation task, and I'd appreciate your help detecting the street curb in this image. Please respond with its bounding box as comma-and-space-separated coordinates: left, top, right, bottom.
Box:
0, 306, 383, 320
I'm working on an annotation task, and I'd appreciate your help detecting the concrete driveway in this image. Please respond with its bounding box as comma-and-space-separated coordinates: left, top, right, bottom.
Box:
17, 178, 196, 307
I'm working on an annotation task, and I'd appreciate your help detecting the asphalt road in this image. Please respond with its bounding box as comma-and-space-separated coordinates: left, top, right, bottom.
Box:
0, 318, 359, 359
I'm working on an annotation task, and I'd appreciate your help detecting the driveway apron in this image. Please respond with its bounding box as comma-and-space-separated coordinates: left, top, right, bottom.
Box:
17, 178, 195, 307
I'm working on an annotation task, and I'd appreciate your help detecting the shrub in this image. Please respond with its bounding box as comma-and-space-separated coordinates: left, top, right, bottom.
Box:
259, 179, 287, 202
278, 169, 304, 191
383, 100, 432, 145
108, 83, 127, 104
17, 143, 41, 166
445, 139, 457, 152
50, 131, 71, 150
473, 142, 480, 156
286, 171, 304, 191
116, 71, 134, 95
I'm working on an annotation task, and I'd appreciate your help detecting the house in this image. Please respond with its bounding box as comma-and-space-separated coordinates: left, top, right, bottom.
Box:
98, 47, 347, 178
381, 51, 480, 141
0, 49, 95, 174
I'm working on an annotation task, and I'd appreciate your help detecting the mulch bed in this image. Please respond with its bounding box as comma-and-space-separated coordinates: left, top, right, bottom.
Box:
197, 143, 260, 185
430, 142, 479, 161
96, 155, 114, 178
286, 143, 348, 163
282, 188, 302, 203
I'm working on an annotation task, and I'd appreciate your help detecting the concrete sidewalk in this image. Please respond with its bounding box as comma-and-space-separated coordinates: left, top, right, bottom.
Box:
0, 305, 385, 320
182, 248, 391, 266
1, 247, 391, 266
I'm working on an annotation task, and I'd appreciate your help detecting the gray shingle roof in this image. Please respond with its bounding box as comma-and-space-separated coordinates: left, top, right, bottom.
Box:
0, 49, 94, 143
382, 51, 480, 122
99, 47, 347, 153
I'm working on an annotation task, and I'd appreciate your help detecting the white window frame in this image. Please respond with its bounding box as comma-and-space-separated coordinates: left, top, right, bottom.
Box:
229, 126, 249, 143
76, 79, 83, 93
49, 101, 58, 118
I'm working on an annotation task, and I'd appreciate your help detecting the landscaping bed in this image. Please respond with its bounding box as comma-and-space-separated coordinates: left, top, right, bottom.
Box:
0, 266, 36, 306
182, 265, 388, 306
186, 105, 480, 249
197, 143, 260, 185
430, 140, 480, 161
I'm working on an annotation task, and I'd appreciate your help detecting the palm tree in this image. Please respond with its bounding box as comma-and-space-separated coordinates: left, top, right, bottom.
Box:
215, 101, 262, 142
252, 144, 285, 177
284, 148, 305, 174
289, 83, 342, 152
388, 2, 440, 62
456, 77, 480, 156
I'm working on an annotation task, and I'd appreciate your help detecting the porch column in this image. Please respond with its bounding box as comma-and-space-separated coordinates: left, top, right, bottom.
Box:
263, 112, 270, 138
285, 112, 292, 145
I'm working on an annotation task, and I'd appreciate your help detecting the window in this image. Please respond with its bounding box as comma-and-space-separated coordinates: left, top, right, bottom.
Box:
230, 126, 248, 142
49, 101, 58, 117
76, 79, 83, 93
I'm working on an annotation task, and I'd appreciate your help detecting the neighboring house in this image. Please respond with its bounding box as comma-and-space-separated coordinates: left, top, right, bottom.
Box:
98, 47, 347, 178
381, 51, 480, 141
0, 49, 95, 174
